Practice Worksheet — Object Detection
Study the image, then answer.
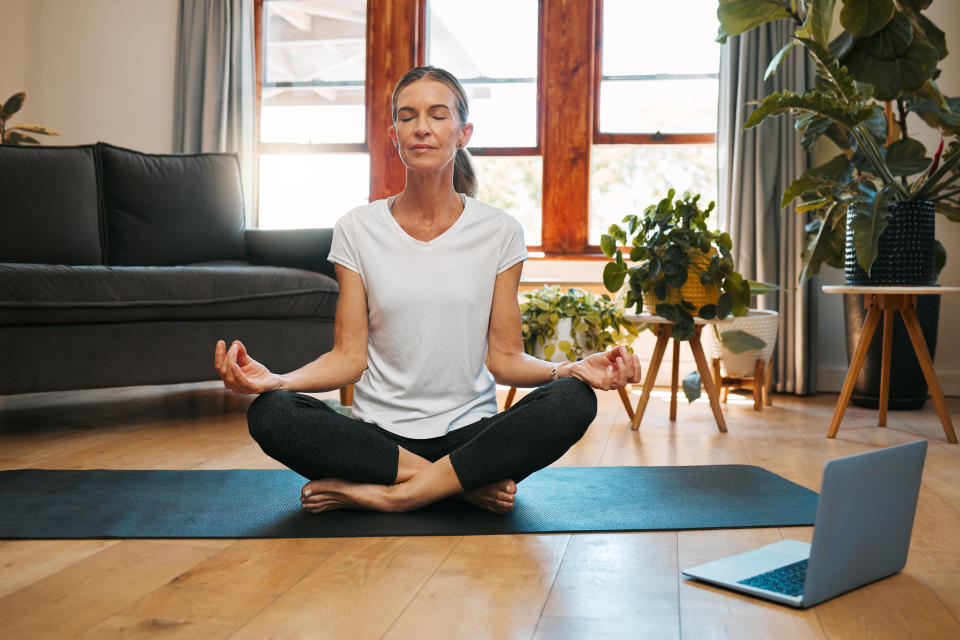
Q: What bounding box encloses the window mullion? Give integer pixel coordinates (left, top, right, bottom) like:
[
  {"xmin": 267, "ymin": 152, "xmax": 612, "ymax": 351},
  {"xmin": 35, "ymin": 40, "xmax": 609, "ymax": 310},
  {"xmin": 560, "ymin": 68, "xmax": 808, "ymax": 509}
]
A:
[{"xmin": 540, "ymin": 0, "xmax": 595, "ymax": 254}]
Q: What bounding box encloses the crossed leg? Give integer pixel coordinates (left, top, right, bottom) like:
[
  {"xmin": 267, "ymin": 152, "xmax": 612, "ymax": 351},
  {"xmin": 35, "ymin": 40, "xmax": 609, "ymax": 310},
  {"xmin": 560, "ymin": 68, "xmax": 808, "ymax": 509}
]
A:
[
  {"xmin": 300, "ymin": 451, "xmax": 517, "ymax": 515},
  {"xmin": 248, "ymin": 378, "xmax": 596, "ymax": 515}
]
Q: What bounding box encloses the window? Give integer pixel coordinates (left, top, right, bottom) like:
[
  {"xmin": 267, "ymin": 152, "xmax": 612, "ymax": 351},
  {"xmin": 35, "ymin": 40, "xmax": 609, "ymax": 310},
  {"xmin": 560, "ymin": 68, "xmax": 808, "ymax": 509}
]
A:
[
  {"xmin": 256, "ymin": 0, "xmax": 369, "ymax": 229},
  {"xmin": 253, "ymin": 0, "xmax": 720, "ymax": 254},
  {"xmin": 426, "ymin": 0, "xmax": 543, "ymax": 246},
  {"xmin": 590, "ymin": 0, "xmax": 720, "ymax": 245}
]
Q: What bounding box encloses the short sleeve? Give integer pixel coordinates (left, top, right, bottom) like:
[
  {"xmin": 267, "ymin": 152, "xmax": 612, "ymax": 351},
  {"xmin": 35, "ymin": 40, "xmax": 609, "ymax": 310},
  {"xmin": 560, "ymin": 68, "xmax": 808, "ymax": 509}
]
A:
[
  {"xmin": 497, "ymin": 215, "xmax": 528, "ymax": 274},
  {"xmin": 327, "ymin": 213, "xmax": 359, "ymax": 273}
]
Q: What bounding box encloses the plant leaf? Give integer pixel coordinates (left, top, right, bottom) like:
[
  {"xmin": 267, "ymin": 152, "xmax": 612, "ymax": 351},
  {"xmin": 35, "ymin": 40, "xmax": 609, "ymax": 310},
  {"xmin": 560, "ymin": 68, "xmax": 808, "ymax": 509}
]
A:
[
  {"xmin": 720, "ymin": 329, "xmax": 768, "ymax": 354},
  {"xmin": 796, "ymin": 0, "xmax": 836, "ymax": 47},
  {"xmin": 1, "ymin": 92, "xmax": 25, "ymax": 118},
  {"xmin": 849, "ymin": 185, "xmax": 895, "ymax": 274},
  {"xmin": 600, "ymin": 233, "xmax": 617, "ymax": 258},
  {"xmin": 748, "ymin": 280, "xmax": 781, "ymax": 295},
  {"xmin": 3, "ymin": 131, "xmax": 40, "ymax": 144},
  {"xmin": 884, "ymin": 137, "xmax": 929, "ymax": 176},
  {"xmin": 603, "ymin": 261, "xmax": 627, "ymax": 293},
  {"xmin": 844, "ymin": 31, "xmax": 940, "ymax": 100},
  {"xmin": 764, "ymin": 40, "xmax": 797, "ymax": 81},
  {"xmin": 840, "ymin": 0, "xmax": 894, "ymax": 38},
  {"xmin": 716, "ymin": 0, "xmax": 793, "ymax": 43},
  {"xmin": 9, "ymin": 124, "xmax": 61, "ymax": 136},
  {"xmin": 865, "ymin": 11, "xmax": 913, "ymax": 60},
  {"xmin": 682, "ymin": 370, "xmax": 702, "ymax": 403},
  {"xmin": 743, "ymin": 90, "xmax": 874, "ymax": 130}
]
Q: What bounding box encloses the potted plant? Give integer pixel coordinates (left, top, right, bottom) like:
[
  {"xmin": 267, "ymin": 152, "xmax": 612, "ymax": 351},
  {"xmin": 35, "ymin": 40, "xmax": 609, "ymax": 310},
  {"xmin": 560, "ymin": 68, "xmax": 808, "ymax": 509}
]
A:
[
  {"xmin": 520, "ymin": 285, "xmax": 638, "ymax": 362},
  {"xmin": 0, "ymin": 92, "xmax": 60, "ymax": 144},
  {"xmin": 718, "ymin": 0, "xmax": 958, "ymax": 285},
  {"xmin": 601, "ymin": 190, "xmax": 768, "ymax": 402},
  {"xmin": 600, "ymin": 189, "xmax": 753, "ymax": 341},
  {"xmin": 716, "ymin": 0, "xmax": 958, "ymax": 408}
]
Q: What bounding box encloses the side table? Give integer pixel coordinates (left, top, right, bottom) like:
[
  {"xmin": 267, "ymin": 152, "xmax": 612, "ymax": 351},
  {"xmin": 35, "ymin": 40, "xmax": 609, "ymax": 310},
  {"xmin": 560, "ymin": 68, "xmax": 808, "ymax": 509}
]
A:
[
  {"xmin": 822, "ymin": 285, "xmax": 958, "ymax": 443},
  {"xmin": 624, "ymin": 313, "xmax": 730, "ymax": 433}
]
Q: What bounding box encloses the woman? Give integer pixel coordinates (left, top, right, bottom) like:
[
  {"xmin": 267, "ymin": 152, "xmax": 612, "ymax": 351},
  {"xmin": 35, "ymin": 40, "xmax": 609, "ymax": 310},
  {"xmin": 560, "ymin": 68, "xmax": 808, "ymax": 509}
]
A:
[{"xmin": 214, "ymin": 66, "xmax": 641, "ymax": 515}]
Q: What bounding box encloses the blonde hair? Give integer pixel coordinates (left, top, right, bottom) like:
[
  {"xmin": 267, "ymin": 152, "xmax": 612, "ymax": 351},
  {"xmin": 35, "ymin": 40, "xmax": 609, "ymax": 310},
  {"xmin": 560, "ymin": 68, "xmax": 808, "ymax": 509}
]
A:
[{"xmin": 391, "ymin": 66, "xmax": 477, "ymax": 198}]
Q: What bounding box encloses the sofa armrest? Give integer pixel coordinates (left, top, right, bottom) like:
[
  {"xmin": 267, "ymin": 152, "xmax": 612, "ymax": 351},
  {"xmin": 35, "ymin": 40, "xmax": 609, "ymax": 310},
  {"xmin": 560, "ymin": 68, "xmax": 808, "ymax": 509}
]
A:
[{"xmin": 244, "ymin": 228, "xmax": 336, "ymax": 279}]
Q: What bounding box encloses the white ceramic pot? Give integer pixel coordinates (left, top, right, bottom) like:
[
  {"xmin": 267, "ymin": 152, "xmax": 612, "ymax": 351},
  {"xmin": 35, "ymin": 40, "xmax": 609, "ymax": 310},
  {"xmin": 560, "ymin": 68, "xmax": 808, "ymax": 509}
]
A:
[
  {"xmin": 706, "ymin": 309, "xmax": 779, "ymax": 377},
  {"xmin": 532, "ymin": 317, "xmax": 591, "ymax": 363}
]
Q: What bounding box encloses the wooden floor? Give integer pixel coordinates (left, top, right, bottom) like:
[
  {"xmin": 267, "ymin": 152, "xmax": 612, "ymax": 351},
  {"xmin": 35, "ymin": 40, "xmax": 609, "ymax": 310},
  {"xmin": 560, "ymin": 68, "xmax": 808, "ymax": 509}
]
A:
[{"xmin": 1, "ymin": 383, "xmax": 959, "ymax": 639}]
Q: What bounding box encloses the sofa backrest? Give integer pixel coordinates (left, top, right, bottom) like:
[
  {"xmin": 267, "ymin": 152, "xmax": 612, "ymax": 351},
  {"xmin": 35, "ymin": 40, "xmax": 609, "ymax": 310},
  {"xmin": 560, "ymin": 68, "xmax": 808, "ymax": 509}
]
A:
[
  {"xmin": 98, "ymin": 142, "xmax": 246, "ymax": 266},
  {"xmin": 0, "ymin": 144, "xmax": 103, "ymax": 265}
]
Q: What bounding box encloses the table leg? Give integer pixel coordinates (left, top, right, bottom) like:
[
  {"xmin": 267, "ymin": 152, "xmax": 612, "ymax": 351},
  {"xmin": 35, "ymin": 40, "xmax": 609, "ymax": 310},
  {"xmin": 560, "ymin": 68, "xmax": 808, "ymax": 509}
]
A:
[
  {"xmin": 670, "ymin": 338, "xmax": 680, "ymax": 421},
  {"xmin": 689, "ymin": 329, "xmax": 727, "ymax": 433},
  {"xmin": 878, "ymin": 309, "xmax": 894, "ymax": 427},
  {"xmin": 632, "ymin": 325, "xmax": 670, "ymax": 430},
  {"xmin": 503, "ymin": 386, "xmax": 517, "ymax": 410},
  {"xmin": 901, "ymin": 303, "xmax": 957, "ymax": 444},
  {"xmin": 827, "ymin": 300, "xmax": 882, "ymax": 438},
  {"xmin": 617, "ymin": 386, "xmax": 634, "ymax": 419},
  {"xmin": 764, "ymin": 357, "xmax": 774, "ymax": 406},
  {"xmin": 753, "ymin": 359, "xmax": 764, "ymax": 411}
]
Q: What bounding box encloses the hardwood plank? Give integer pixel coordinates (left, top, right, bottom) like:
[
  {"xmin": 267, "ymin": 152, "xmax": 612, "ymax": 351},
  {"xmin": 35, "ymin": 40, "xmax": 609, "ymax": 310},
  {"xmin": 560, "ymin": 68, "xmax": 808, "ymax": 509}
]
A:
[
  {"xmin": 232, "ymin": 536, "xmax": 459, "ymax": 640},
  {"xmin": 0, "ymin": 539, "xmax": 119, "ymax": 599},
  {"xmin": 383, "ymin": 534, "xmax": 569, "ymax": 640},
  {"xmin": 537, "ymin": 532, "xmax": 680, "ymax": 639},
  {"xmin": 79, "ymin": 539, "xmax": 345, "ymax": 638},
  {"xmin": 0, "ymin": 540, "xmax": 220, "ymax": 638}
]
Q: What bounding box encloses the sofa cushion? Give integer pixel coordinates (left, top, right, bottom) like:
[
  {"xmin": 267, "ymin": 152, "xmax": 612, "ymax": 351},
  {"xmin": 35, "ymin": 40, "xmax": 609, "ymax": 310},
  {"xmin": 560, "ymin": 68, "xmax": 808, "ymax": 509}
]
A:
[
  {"xmin": 0, "ymin": 263, "xmax": 338, "ymax": 325},
  {"xmin": 98, "ymin": 142, "xmax": 246, "ymax": 266},
  {"xmin": 0, "ymin": 145, "xmax": 103, "ymax": 265}
]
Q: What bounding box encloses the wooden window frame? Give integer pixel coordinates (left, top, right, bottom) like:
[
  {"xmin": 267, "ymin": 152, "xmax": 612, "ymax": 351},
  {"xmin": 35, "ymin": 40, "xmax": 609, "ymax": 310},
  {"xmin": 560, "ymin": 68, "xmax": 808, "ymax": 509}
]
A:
[{"xmin": 254, "ymin": 0, "xmax": 716, "ymax": 257}]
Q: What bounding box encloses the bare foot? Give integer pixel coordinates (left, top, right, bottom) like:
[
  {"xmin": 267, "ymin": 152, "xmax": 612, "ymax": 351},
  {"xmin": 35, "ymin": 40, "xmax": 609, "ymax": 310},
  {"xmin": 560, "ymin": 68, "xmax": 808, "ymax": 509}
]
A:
[
  {"xmin": 300, "ymin": 478, "xmax": 393, "ymax": 513},
  {"xmin": 459, "ymin": 479, "xmax": 517, "ymax": 515}
]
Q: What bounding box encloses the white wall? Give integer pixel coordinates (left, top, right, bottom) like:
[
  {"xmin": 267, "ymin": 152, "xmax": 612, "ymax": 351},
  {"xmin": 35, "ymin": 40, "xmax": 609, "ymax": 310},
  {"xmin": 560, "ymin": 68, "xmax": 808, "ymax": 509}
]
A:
[
  {"xmin": 816, "ymin": 2, "xmax": 960, "ymax": 395},
  {"xmin": 0, "ymin": 0, "xmax": 179, "ymax": 152}
]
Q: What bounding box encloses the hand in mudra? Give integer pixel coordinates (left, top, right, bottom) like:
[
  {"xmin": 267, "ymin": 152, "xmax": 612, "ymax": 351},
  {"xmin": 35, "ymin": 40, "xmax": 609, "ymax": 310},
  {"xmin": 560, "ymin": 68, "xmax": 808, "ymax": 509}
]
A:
[
  {"xmin": 214, "ymin": 339, "xmax": 282, "ymax": 394},
  {"xmin": 568, "ymin": 346, "xmax": 641, "ymax": 391}
]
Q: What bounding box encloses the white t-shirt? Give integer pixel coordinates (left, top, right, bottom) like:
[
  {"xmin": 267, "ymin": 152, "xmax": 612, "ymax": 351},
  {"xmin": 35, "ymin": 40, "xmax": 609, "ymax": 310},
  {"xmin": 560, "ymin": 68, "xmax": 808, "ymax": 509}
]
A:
[{"xmin": 327, "ymin": 195, "xmax": 528, "ymax": 438}]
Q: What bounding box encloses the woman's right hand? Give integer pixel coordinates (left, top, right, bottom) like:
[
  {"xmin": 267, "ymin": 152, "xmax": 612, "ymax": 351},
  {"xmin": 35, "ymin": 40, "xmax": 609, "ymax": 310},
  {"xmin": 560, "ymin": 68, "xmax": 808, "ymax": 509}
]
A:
[{"xmin": 214, "ymin": 339, "xmax": 283, "ymax": 394}]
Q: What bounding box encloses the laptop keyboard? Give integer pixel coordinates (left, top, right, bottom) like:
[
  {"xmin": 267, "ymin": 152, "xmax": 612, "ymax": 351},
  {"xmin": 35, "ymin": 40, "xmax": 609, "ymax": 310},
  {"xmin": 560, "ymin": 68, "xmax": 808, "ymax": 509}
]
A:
[{"xmin": 737, "ymin": 559, "xmax": 808, "ymax": 597}]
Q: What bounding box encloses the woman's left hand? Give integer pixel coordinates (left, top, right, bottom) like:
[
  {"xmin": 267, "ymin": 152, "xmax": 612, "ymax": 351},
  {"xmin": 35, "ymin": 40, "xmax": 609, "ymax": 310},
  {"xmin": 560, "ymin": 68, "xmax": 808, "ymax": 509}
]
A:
[{"xmin": 567, "ymin": 346, "xmax": 642, "ymax": 391}]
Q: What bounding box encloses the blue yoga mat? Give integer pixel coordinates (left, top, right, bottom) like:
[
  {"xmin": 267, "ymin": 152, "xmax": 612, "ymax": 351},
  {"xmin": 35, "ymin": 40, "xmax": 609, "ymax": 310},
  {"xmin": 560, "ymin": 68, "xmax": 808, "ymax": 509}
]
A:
[{"xmin": 0, "ymin": 466, "xmax": 817, "ymax": 539}]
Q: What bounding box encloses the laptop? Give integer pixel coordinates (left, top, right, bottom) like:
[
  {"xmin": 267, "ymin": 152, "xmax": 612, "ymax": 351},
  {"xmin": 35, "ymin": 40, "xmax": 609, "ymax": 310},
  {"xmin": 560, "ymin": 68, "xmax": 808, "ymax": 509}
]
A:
[{"xmin": 682, "ymin": 440, "xmax": 927, "ymax": 608}]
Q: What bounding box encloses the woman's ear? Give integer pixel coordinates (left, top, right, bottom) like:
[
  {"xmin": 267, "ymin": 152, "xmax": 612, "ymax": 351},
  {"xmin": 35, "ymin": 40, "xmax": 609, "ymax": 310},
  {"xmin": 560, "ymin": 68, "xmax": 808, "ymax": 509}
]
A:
[
  {"xmin": 458, "ymin": 122, "xmax": 474, "ymax": 148},
  {"xmin": 389, "ymin": 125, "xmax": 399, "ymax": 149}
]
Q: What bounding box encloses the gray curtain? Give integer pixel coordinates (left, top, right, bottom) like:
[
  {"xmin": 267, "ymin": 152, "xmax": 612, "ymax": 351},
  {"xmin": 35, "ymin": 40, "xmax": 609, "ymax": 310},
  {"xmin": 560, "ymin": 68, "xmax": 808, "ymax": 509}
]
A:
[
  {"xmin": 717, "ymin": 22, "xmax": 816, "ymax": 395},
  {"xmin": 174, "ymin": 0, "xmax": 257, "ymax": 225}
]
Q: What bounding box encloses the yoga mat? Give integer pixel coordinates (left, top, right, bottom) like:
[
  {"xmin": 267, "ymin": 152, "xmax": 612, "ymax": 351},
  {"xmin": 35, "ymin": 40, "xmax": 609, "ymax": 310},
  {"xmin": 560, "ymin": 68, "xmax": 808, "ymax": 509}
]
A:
[{"xmin": 0, "ymin": 466, "xmax": 817, "ymax": 539}]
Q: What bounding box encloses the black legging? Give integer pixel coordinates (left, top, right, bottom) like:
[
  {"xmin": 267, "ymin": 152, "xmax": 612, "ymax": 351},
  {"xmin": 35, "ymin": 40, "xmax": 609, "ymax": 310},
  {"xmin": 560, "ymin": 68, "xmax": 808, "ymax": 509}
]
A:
[{"xmin": 246, "ymin": 377, "xmax": 597, "ymax": 492}]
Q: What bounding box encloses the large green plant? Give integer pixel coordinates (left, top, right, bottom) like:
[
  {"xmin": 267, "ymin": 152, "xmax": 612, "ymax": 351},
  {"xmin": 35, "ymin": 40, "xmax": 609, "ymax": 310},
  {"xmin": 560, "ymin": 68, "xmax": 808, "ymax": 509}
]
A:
[
  {"xmin": 600, "ymin": 190, "xmax": 754, "ymax": 341},
  {"xmin": 717, "ymin": 0, "xmax": 959, "ymax": 282},
  {"xmin": 0, "ymin": 92, "xmax": 60, "ymax": 144},
  {"xmin": 520, "ymin": 286, "xmax": 638, "ymax": 362}
]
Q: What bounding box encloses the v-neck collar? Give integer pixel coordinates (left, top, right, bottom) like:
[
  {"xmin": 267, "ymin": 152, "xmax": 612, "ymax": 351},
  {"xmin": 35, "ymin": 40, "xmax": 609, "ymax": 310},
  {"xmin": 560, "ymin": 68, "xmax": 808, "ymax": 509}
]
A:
[{"xmin": 383, "ymin": 194, "xmax": 470, "ymax": 246}]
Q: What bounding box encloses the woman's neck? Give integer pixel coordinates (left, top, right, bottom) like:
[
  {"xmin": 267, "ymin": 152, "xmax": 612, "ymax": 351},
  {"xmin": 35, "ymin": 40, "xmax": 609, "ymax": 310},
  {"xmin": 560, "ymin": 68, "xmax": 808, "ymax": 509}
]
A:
[{"xmin": 392, "ymin": 171, "xmax": 463, "ymax": 229}]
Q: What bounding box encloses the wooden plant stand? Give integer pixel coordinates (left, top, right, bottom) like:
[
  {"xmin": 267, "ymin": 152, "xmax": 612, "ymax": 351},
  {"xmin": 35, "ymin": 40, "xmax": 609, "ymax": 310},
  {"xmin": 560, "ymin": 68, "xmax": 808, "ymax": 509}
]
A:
[
  {"xmin": 823, "ymin": 286, "xmax": 958, "ymax": 443},
  {"xmin": 711, "ymin": 357, "xmax": 774, "ymax": 411}
]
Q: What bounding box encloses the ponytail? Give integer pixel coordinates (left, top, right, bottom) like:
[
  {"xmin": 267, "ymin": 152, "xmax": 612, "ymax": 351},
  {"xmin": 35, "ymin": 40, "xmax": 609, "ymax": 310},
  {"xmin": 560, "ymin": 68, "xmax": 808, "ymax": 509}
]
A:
[{"xmin": 454, "ymin": 148, "xmax": 477, "ymax": 198}]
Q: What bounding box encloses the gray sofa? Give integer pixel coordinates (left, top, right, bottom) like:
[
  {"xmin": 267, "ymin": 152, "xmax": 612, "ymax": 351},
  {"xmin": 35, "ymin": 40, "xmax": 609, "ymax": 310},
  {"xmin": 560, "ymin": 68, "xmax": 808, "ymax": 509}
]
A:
[{"xmin": 0, "ymin": 142, "xmax": 338, "ymax": 395}]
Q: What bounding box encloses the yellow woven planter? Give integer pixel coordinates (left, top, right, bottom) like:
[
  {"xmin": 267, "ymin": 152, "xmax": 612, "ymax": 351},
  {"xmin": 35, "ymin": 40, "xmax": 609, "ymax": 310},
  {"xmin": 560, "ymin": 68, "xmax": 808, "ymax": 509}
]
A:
[{"xmin": 642, "ymin": 250, "xmax": 720, "ymax": 314}]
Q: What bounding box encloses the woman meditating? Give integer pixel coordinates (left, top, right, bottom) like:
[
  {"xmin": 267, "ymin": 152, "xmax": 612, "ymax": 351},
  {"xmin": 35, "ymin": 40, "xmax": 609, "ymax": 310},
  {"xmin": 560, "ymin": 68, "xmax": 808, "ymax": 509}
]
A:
[{"xmin": 214, "ymin": 66, "xmax": 641, "ymax": 515}]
